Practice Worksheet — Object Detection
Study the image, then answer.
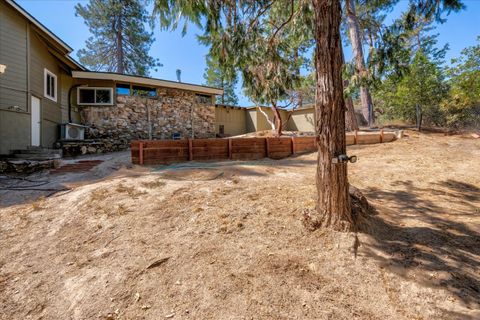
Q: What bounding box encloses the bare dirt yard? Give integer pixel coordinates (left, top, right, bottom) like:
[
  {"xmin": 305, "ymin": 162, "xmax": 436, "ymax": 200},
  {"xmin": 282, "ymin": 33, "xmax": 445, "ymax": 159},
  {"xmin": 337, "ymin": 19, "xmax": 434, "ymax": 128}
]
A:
[{"xmin": 1, "ymin": 130, "xmax": 479, "ymax": 320}]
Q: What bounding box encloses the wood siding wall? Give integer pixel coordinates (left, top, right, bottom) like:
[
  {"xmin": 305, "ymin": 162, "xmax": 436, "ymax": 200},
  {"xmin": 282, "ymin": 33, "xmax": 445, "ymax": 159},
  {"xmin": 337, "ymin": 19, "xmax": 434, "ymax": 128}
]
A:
[
  {"xmin": 287, "ymin": 108, "xmax": 315, "ymax": 132},
  {"xmin": 0, "ymin": 1, "xmax": 29, "ymax": 153},
  {"xmin": 215, "ymin": 107, "xmax": 247, "ymax": 136},
  {"xmin": 0, "ymin": 1, "xmax": 77, "ymax": 154}
]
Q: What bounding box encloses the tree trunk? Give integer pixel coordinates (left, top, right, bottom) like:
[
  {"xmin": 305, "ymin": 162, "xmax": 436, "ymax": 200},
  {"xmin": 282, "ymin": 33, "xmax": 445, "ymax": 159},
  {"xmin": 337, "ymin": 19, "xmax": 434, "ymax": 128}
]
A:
[
  {"xmin": 221, "ymin": 77, "xmax": 225, "ymax": 104},
  {"xmin": 344, "ymin": 89, "xmax": 358, "ymax": 131},
  {"xmin": 311, "ymin": 0, "xmax": 353, "ymax": 231},
  {"xmin": 271, "ymin": 104, "xmax": 283, "ymax": 137},
  {"xmin": 342, "ymin": 53, "xmax": 359, "ymax": 132},
  {"xmin": 346, "ymin": 0, "xmax": 374, "ymax": 127},
  {"xmin": 116, "ymin": 12, "xmax": 125, "ymax": 74},
  {"xmin": 293, "ymin": 48, "xmax": 303, "ymax": 108}
]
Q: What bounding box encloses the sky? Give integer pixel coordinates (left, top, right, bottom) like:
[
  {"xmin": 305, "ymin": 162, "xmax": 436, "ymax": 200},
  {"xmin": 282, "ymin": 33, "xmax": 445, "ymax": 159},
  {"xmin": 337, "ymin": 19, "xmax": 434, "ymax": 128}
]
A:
[{"xmin": 16, "ymin": 0, "xmax": 480, "ymax": 106}]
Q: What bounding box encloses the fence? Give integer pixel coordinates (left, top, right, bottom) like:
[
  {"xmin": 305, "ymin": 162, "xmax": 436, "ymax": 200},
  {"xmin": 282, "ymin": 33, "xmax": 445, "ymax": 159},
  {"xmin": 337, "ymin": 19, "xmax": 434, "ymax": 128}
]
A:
[{"xmin": 131, "ymin": 130, "xmax": 397, "ymax": 165}]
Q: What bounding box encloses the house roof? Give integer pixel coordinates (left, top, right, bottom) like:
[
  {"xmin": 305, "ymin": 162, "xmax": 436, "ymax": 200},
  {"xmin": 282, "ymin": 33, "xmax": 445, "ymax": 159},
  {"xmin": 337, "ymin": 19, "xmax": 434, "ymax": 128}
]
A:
[
  {"xmin": 215, "ymin": 104, "xmax": 246, "ymax": 110},
  {"xmin": 72, "ymin": 71, "xmax": 224, "ymax": 95},
  {"xmin": 7, "ymin": 0, "xmax": 222, "ymax": 95}
]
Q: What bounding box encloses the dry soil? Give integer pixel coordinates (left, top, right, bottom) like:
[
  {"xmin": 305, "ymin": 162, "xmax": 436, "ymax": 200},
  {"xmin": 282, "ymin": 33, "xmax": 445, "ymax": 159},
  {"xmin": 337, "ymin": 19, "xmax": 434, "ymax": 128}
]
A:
[{"xmin": 0, "ymin": 130, "xmax": 479, "ymax": 320}]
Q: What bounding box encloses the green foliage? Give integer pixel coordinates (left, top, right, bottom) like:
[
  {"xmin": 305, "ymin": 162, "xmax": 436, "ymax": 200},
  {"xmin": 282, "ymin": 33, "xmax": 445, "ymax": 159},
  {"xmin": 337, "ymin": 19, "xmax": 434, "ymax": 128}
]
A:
[
  {"xmin": 442, "ymin": 37, "xmax": 480, "ymax": 128},
  {"xmin": 203, "ymin": 55, "xmax": 239, "ymax": 106},
  {"xmin": 76, "ymin": 0, "xmax": 161, "ymax": 76},
  {"xmin": 375, "ymin": 51, "xmax": 448, "ymax": 125},
  {"xmin": 153, "ymin": 1, "xmax": 314, "ymax": 108}
]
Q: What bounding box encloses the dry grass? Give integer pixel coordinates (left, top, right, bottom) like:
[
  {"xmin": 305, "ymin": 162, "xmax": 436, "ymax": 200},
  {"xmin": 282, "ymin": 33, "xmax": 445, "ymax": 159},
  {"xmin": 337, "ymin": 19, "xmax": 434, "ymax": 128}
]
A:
[
  {"xmin": 141, "ymin": 180, "xmax": 166, "ymax": 189},
  {"xmin": 30, "ymin": 196, "xmax": 46, "ymax": 211},
  {"xmin": 0, "ymin": 130, "xmax": 479, "ymax": 320}
]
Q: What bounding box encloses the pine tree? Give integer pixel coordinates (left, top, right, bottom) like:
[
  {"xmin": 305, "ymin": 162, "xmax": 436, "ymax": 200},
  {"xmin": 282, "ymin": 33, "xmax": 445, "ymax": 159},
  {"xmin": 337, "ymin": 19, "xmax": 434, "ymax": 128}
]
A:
[
  {"xmin": 76, "ymin": 0, "xmax": 161, "ymax": 76},
  {"xmin": 152, "ymin": 0, "xmax": 465, "ymax": 232},
  {"xmin": 203, "ymin": 55, "xmax": 239, "ymax": 106}
]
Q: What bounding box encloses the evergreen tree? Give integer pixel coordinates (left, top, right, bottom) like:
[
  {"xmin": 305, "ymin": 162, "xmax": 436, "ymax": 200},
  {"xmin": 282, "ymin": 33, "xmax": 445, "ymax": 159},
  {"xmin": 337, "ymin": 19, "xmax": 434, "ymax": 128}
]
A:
[
  {"xmin": 152, "ymin": 0, "xmax": 465, "ymax": 232},
  {"xmin": 203, "ymin": 55, "xmax": 239, "ymax": 106},
  {"xmin": 76, "ymin": 0, "xmax": 161, "ymax": 76},
  {"xmin": 376, "ymin": 51, "xmax": 448, "ymax": 125},
  {"xmin": 442, "ymin": 37, "xmax": 480, "ymax": 128}
]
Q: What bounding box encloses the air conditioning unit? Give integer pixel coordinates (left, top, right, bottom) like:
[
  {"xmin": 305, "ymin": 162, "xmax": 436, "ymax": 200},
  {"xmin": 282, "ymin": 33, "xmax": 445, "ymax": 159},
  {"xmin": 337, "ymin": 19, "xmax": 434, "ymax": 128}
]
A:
[{"xmin": 60, "ymin": 123, "xmax": 86, "ymax": 140}]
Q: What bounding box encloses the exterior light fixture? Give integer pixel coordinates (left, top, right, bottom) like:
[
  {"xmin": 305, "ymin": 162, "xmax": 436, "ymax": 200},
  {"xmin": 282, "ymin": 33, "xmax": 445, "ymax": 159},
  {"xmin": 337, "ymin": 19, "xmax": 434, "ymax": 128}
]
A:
[{"xmin": 332, "ymin": 154, "xmax": 358, "ymax": 164}]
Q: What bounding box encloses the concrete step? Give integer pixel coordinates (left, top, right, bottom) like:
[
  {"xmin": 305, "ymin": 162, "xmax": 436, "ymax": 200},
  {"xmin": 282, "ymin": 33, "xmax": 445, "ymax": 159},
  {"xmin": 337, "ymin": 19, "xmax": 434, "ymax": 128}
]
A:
[
  {"xmin": 12, "ymin": 153, "xmax": 62, "ymax": 160},
  {"xmin": 11, "ymin": 149, "xmax": 62, "ymax": 155}
]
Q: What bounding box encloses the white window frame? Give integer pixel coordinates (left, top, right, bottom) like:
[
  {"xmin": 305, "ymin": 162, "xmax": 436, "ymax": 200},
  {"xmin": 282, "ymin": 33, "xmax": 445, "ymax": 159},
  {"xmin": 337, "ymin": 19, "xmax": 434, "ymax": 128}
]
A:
[
  {"xmin": 77, "ymin": 87, "xmax": 114, "ymax": 106},
  {"xmin": 44, "ymin": 68, "xmax": 57, "ymax": 102}
]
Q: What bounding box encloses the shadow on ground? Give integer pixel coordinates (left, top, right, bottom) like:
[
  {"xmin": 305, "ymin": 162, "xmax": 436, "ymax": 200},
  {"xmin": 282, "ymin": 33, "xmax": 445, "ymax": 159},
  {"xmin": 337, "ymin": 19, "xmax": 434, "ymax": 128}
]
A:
[{"xmin": 361, "ymin": 179, "xmax": 480, "ymax": 309}]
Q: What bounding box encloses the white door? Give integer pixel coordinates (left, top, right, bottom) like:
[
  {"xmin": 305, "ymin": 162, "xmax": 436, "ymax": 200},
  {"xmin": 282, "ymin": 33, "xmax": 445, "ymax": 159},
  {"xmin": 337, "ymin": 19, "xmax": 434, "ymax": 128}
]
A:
[{"xmin": 31, "ymin": 96, "xmax": 41, "ymax": 147}]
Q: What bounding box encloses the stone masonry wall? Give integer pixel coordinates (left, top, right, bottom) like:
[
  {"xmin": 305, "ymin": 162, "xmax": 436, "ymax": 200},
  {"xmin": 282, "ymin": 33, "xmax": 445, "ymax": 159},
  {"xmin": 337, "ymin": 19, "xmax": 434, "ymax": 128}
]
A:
[{"xmin": 79, "ymin": 88, "xmax": 216, "ymax": 151}]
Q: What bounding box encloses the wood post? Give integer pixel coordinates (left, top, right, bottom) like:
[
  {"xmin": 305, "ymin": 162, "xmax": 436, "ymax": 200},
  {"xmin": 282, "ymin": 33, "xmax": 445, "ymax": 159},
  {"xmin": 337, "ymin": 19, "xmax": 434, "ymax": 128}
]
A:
[
  {"xmin": 354, "ymin": 130, "xmax": 358, "ymax": 145},
  {"xmin": 380, "ymin": 129, "xmax": 384, "ymax": 143},
  {"xmin": 228, "ymin": 139, "xmax": 232, "ymax": 159},
  {"xmin": 291, "ymin": 137, "xmax": 296, "ymax": 155},
  {"xmin": 265, "ymin": 138, "xmax": 270, "ymax": 158},
  {"xmin": 188, "ymin": 138, "xmax": 193, "ymax": 161},
  {"xmin": 139, "ymin": 142, "xmax": 144, "ymax": 165}
]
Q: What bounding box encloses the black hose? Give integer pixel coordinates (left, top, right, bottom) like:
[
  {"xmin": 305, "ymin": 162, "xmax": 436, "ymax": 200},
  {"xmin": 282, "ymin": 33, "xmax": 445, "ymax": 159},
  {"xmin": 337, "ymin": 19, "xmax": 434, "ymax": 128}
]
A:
[
  {"xmin": 68, "ymin": 84, "xmax": 82, "ymax": 123},
  {"xmin": 0, "ymin": 187, "xmax": 68, "ymax": 191}
]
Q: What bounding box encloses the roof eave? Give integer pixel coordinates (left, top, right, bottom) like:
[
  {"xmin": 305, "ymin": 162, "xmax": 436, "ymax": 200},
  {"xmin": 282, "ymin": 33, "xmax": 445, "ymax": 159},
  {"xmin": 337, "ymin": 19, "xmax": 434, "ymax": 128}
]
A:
[{"xmin": 72, "ymin": 71, "xmax": 224, "ymax": 95}]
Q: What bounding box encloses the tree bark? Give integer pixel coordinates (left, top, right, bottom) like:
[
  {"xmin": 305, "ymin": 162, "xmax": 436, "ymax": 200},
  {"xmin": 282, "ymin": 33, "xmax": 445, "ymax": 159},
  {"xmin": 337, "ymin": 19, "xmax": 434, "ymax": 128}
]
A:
[
  {"xmin": 311, "ymin": 0, "xmax": 353, "ymax": 231},
  {"xmin": 344, "ymin": 89, "xmax": 359, "ymax": 132},
  {"xmin": 271, "ymin": 104, "xmax": 283, "ymax": 137},
  {"xmin": 346, "ymin": 0, "xmax": 374, "ymax": 127},
  {"xmin": 342, "ymin": 53, "xmax": 359, "ymax": 132},
  {"xmin": 116, "ymin": 10, "xmax": 125, "ymax": 74}
]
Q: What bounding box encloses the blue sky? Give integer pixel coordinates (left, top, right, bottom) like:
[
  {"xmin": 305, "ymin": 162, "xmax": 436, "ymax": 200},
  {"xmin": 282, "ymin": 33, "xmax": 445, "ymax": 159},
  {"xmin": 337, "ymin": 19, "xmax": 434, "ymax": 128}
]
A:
[{"xmin": 16, "ymin": 0, "xmax": 480, "ymax": 106}]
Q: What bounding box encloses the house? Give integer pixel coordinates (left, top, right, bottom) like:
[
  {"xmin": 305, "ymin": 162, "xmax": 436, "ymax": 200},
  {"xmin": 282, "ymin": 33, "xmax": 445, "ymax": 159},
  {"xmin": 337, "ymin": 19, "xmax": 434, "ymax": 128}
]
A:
[
  {"xmin": 215, "ymin": 104, "xmax": 316, "ymax": 136},
  {"xmin": 0, "ymin": 0, "xmax": 222, "ymax": 155}
]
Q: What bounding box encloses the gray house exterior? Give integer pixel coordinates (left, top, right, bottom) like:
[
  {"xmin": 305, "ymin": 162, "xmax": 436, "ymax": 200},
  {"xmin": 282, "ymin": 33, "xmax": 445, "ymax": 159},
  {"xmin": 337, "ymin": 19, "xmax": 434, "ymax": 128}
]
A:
[{"xmin": 0, "ymin": 0, "xmax": 222, "ymax": 155}]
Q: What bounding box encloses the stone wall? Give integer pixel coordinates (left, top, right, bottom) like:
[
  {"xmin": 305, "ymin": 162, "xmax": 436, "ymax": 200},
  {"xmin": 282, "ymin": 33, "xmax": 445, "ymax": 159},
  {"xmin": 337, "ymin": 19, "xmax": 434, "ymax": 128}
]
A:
[{"xmin": 79, "ymin": 88, "xmax": 216, "ymax": 151}]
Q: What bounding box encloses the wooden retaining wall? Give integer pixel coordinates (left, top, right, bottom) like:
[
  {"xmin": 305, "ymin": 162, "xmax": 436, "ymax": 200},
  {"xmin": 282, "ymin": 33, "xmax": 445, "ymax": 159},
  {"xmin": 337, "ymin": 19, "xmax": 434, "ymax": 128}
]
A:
[{"xmin": 131, "ymin": 130, "xmax": 396, "ymax": 165}]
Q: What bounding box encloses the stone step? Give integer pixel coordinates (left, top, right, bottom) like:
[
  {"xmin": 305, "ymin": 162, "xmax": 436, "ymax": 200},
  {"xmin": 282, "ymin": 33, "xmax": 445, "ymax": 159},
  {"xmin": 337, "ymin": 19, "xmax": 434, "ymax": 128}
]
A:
[
  {"xmin": 11, "ymin": 149, "xmax": 62, "ymax": 155},
  {"xmin": 12, "ymin": 153, "xmax": 62, "ymax": 160}
]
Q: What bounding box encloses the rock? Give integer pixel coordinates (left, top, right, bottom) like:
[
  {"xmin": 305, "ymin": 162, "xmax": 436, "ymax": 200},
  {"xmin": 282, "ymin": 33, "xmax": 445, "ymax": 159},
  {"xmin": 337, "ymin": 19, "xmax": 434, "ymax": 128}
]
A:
[{"xmin": 79, "ymin": 92, "xmax": 216, "ymax": 148}]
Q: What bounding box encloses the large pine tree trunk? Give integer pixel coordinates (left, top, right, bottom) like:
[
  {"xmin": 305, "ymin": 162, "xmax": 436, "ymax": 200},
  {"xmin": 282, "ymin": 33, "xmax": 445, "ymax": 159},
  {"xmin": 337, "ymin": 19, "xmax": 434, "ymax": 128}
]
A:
[
  {"xmin": 346, "ymin": 0, "xmax": 374, "ymax": 127},
  {"xmin": 345, "ymin": 91, "xmax": 359, "ymax": 132},
  {"xmin": 342, "ymin": 54, "xmax": 359, "ymax": 132},
  {"xmin": 311, "ymin": 0, "xmax": 353, "ymax": 231},
  {"xmin": 116, "ymin": 11, "xmax": 125, "ymax": 74}
]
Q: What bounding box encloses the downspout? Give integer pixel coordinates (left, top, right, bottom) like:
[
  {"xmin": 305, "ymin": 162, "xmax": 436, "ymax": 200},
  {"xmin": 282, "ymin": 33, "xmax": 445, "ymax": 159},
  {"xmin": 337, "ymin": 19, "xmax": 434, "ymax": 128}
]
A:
[
  {"xmin": 146, "ymin": 97, "xmax": 152, "ymax": 140},
  {"xmin": 68, "ymin": 84, "xmax": 82, "ymax": 123},
  {"xmin": 191, "ymin": 101, "xmax": 195, "ymax": 139}
]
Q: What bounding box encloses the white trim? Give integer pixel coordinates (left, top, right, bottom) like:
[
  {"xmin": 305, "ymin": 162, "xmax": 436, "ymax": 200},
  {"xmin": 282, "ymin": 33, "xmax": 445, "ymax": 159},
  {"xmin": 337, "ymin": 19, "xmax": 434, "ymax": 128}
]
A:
[
  {"xmin": 77, "ymin": 87, "xmax": 114, "ymax": 106},
  {"xmin": 72, "ymin": 71, "xmax": 224, "ymax": 95},
  {"xmin": 44, "ymin": 68, "xmax": 57, "ymax": 102}
]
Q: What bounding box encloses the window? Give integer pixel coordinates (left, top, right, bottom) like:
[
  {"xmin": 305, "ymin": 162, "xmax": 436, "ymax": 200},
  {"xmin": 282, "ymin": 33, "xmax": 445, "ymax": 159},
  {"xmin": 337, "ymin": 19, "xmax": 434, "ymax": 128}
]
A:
[
  {"xmin": 116, "ymin": 83, "xmax": 131, "ymax": 95},
  {"xmin": 77, "ymin": 87, "xmax": 113, "ymax": 105},
  {"xmin": 44, "ymin": 68, "xmax": 57, "ymax": 101},
  {"xmin": 133, "ymin": 85, "xmax": 157, "ymax": 97},
  {"xmin": 195, "ymin": 94, "xmax": 212, "ymax": 104},
  {"xmin": 219, "ymin": 125, "xmax": 225, "ymax": 135}
]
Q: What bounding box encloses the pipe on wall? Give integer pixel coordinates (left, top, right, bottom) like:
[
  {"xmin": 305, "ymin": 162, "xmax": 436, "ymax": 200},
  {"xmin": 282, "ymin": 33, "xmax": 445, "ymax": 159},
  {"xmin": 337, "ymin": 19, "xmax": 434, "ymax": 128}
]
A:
[{"xmin": 68, "ymin": 84, "xmax": 82, "ymax": 123}]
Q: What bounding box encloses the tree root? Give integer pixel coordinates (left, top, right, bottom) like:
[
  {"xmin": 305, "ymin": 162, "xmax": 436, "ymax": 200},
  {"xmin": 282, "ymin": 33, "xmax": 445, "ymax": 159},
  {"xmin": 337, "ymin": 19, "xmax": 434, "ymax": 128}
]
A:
[{"xmin": 303, "ymin": 185, "xmax": 375, "ymax": 232}]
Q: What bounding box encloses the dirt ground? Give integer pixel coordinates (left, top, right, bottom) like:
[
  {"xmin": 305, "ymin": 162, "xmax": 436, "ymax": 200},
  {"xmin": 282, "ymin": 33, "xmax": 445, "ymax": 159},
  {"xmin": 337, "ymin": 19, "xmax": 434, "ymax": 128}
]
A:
[{"xmin": 0, "ymin": 130, "xmax": 479, "ymax": 320}]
